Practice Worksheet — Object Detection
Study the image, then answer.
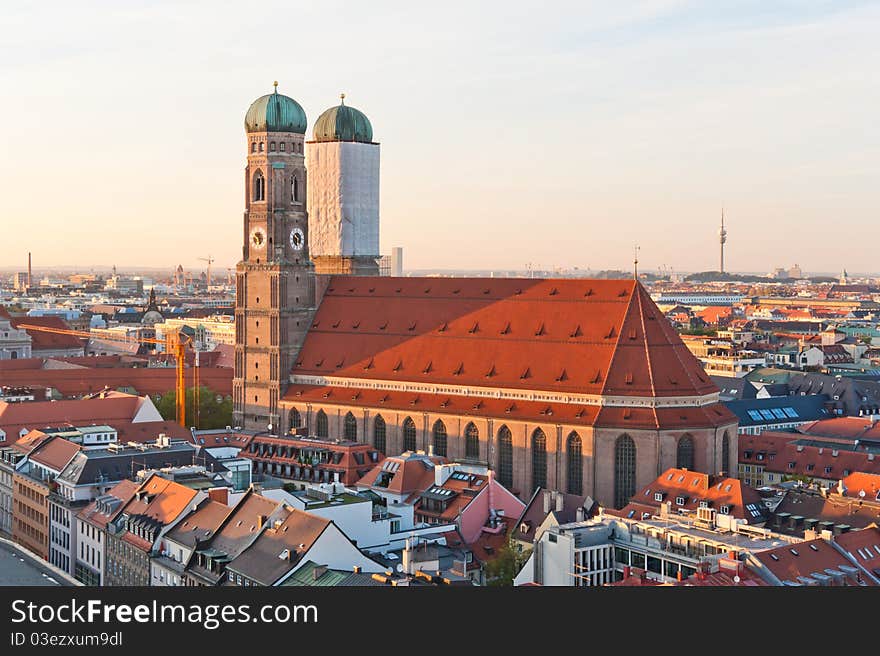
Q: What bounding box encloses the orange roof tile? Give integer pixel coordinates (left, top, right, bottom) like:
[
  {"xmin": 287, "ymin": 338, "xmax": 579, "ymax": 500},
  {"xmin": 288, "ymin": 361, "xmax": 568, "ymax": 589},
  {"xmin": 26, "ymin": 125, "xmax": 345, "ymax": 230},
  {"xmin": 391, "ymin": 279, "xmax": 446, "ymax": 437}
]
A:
[
  {"xmin": 29, "ymin": 437, "xmax": 81, "ymax": 472},
  {"xmin": 11, "ymin": 316, "xmax": 84, "ymax": 350},
  {"xmin": 754, "ymin": 538, "xmax": 875, "ymax": 586},
  {"xmin": 293, "ymin": 278, "xmax": 716, "ymax": 399},
  {"xmin": 621, "ymin": 468, "xmax": 766, "ymax": 523},
  {"xmin": 121, "ymin": 474, "xmax": 199, "ymax": 528}
]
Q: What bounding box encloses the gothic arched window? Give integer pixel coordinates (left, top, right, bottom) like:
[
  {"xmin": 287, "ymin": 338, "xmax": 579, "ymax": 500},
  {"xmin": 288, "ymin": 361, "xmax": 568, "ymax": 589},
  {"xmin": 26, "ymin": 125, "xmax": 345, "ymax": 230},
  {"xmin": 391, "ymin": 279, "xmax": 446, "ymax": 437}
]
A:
[
  {"xmin": 497, "ymin": 425, "xmax": 513, "ymax": 488},
  {"xmin": 464, "ymin": 422, "xmax": 479, "ymax": 460},
  {"xmin": 315, "ymin": 409, "xmax": 328, "ymax": 439},
  {"xmin": 567, "ymin": 432, "xmax": 583, "ymax": 495},
  {"xmin": 374, "ymin": 415, "xmax": 386, "ymax": 454},
  {"xmin": 432, "ymin": 420, "xmax": 447, "ymax": 457},
  {"xmin": 253, "ymin": 171, "xmax": 265, "ymax": 202},
  {"xmin": 614, "ymin": 435, "xmax": 637, "ymax": 509},
  {"xmin": 532, "ymin": 428, "xmax": 547, "ymax": 490},
  {"xmin": 289, "ymin": 408, "xmax": 302, "ymax": 432},
  {"xmin": 343, "ymin": 411, "xmax": 357, "ymax": 441},
  {"xmin": 677, "ymin": 434, "xmax": 695, "ymax": 471},
  {"xmin": 402, "ymin": 417, "xmax": 417, "ymax": 452},
  {"xmin": 721, "ymin": 431, "xmax": 730, "ymax": 475},
  {"xmin": 291, "ymin": 175, "xmax": 299, "ymax": 203}
]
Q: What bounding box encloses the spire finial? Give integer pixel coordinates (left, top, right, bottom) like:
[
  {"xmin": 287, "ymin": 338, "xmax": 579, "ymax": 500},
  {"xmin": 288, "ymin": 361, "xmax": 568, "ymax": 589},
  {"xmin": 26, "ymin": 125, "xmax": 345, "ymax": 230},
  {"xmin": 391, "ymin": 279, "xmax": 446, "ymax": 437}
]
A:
[
  {"xmin": 273, "ymin": 80, "xmax": 278, "ymax": 92},
  {"xmin": 340, "ymin": 92, "xmax": 346, "ymax": 105},
  {"xmin": 633, "ymin": 244, "xmax": 640, "ymax": 280}
]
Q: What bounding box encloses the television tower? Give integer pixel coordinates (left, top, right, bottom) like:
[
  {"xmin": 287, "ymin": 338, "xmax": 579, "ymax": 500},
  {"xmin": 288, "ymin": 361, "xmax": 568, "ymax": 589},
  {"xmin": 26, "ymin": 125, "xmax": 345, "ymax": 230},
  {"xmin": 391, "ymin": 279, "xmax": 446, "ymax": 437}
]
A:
[{"xmin": 719, "ymin": 209, "xmax": 727, "ymax": 274}]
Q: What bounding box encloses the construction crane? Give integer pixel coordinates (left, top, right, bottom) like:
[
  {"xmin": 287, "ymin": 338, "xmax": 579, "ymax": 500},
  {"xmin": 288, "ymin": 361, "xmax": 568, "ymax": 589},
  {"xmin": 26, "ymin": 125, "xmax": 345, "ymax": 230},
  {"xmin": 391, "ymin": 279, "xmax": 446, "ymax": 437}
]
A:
[
  {"xmin": 198, "ymin": 255, "xmax": 215, "ymax": 288},
  {"xmin": 16, "ymin": 323, "xmax": 197, "ymax": 428}
]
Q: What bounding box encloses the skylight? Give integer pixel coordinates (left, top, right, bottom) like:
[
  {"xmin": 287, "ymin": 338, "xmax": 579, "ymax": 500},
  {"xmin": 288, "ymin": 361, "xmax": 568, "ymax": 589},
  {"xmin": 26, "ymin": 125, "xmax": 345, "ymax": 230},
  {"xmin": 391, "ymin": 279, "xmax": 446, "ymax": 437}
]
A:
[{"xmin": 783, "ymin": 407, "xmax": 799, "ymax": 418}]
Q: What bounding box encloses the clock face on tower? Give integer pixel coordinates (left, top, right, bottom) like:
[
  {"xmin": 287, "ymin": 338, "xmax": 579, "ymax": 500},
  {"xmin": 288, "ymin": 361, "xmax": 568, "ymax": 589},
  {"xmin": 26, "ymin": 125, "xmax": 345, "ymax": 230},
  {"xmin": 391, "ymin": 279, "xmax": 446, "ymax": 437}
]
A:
[
  {"xmin": 250, "ymin": 227, "xmax": 266, "ymax": 250},
  {"xmin": 289, "ymin": 227, "xmax": 304, "ymax": 251}
]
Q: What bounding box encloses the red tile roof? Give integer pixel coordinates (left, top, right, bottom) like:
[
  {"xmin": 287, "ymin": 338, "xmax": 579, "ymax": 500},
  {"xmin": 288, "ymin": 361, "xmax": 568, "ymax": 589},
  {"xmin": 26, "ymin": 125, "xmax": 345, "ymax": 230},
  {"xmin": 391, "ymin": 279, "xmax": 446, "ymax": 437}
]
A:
[
  {"xmin": 120, "ymin": 474, "xmax": 199, "ymax": 534},
  {"xmin": 833, "ymin": 525, "xmax": 880, "ymax": 579},
  {"xmin": 0, "ymin": 366, "xmax": 232, "ymax": 398},
  {"xmin": 293, "ymin": 277, "xmax": 717, "ymax": 399},
  {"xmin": 357, "ymin": 452, "xmax": 446, "ymax": 496},
  {"xmin": 29, "ymin": 437, "xmax": 81, "ymax": 472},
  {"xmin": 754, "ymin": 538, "xmax": 875, "ymax": 586},
  {"xmin": 0, "ymin": 395, "xmax": 149, "ymax": 443},
  {"xmin": 797, "ymin": 417, "xmax": 880, "ymax": 440},
  {"xmin": 11, "ymin": 316, "xmax": 84, "ymax": 350},
  {"xmin": 739, "ymin": 432, "xmax": 880, "ymax": 481},
  {"xmin": 77, "ymin": 479, "xmax": 140, "ymax": 530},
  {"xmin": 839, "ymin": 473, "xmax": 880, "ymax": 500},
  {"xmin": 621, "ymin": 468, "xmax": 766, "ymax": 523}
]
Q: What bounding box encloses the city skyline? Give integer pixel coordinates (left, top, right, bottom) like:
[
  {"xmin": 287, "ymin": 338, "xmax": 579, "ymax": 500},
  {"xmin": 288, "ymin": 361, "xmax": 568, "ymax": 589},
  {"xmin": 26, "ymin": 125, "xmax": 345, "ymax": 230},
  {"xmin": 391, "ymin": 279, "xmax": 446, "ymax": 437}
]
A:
[{"xmin": 2, "ymin": 1, "xmax": 878, "ymax": 273}]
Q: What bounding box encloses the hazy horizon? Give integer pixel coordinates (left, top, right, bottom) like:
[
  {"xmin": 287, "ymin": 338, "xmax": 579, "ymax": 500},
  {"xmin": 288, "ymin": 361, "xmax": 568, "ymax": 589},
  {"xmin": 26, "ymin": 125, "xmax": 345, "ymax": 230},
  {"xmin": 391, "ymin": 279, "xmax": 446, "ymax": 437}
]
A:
[{"xmin": 2, "ymin": 1, "xmax": 877, "ymax": 274}]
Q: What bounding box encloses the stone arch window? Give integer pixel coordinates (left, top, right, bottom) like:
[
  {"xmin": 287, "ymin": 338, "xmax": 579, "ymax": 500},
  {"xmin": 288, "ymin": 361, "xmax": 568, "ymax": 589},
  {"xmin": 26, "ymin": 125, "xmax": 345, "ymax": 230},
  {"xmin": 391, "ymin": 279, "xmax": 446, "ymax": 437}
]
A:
[
  {"xmin": 315, "ymin": 409, "xmax": 328, "ymax": 439},
  {"xmin": 677, "ymin": 434, "xmax": 695, "ymax": 471},
  {"xmin": 402, "ymin": 417, "xmax": 417, "ymax": 452},
  {"xmin": 432, "ymin": 420, "xmax": 447, "ymax": 457},
  {"xmin": 721, "ymin": 430, "xmax": 730, "ymax": 475},
  {"xmin": 567, "ymin": 431, "xmax": 583, "ymax": 495},
  {"xmin": 291, "ymin": 175, "xmax": 299, "ymax": 203},
  {"xmin": 269, "ymin": 141, "xmax": 276, "ymax": 152},
  {"xmin": 532, "ymin": 428, "xmax": 547, "ymax": 490},
  {"xmin": 374, "ymin": 415, "xmax": 386, "ymax": 454},
  {"xmin": 289, "ymin": 408, "xmax": 302, "ymax": 432},
  {"xmin": 253, "ymin": 170, "xmax": 265, "ymax": 202},
  {"xmin": 343, "ymin": 411, "xmax": 357, "ymax": 441},
  {"xmin": 464, "ymin": 422, "xmax": 479, "ymax": 460},
  {"xmin": 258, "ymin": 141, "xmax": 264, "ymax": 152},
  {"xmin": 251, "ymin": 142, "xmax": 256, "ymax": 153},
  {"xmin": 614, "ymin": 434, "xmax": 637, "ymax": 509},
  {"xmin": 497, "ymin": 425, "xmax": 513, "ymax": 488},
  {"xmin": 280, "ymin": 142, "xmax": 286, "ymax": 152}
]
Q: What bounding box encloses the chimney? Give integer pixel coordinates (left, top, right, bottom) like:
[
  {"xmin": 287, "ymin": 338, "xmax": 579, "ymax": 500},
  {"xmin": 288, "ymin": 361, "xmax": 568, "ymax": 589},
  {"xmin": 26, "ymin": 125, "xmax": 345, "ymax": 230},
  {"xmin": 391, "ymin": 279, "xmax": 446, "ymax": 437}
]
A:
[
  {"xmin": 313, "ymin": 564, "xmax": 328, "ymax": 580},
  {"xmin": 257, "ymin": 515, "xmax": 267, "ymax": 529},
  {"xmin": 555, "ymin": 491, "xmax": 564, "ymax": 513},
  {"xmin": 27, "ymin": 252, "xmax": 31, "ymax": 289},
  {"xmin": 576, "ymin": 506, "xmax": 585, "ymax": 522},
  {"xmin": 543, "ymin": 490, "xmax": 552, "ymax": 514},
  {"xmin": 208, "ymin": 487, "xmax": 229, "ymax": 506},
  {"xmin": 427, "ymin": 444, "xmax": 434, "ymax": 456},
  {"xmin": 623, "ymin": 565, "xmax": 631, "ymax": 579},
  {"xmin": 352, "ymin": 565, "xmax": 361, "ymax": 574}
]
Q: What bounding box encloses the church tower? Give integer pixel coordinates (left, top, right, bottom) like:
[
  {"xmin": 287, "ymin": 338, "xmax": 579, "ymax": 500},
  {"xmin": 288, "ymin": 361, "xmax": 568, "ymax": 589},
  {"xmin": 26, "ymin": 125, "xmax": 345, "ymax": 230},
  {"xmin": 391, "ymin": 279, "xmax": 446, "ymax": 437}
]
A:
[
  {"xmin": 233, "ymin": 83, "xmax": 316, "ymax": 432},
  {"xmin": 307, "ymin": 95, "xmax": 380, "ymax": 275}
]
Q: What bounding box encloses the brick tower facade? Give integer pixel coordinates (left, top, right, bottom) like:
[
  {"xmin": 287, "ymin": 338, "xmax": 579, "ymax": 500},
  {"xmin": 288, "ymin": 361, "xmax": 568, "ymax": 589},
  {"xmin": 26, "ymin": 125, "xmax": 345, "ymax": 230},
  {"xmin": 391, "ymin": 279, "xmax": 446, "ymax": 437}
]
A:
[{"xmin": 233, "ymin": 86, "xmax": 316, "ymax": 432}]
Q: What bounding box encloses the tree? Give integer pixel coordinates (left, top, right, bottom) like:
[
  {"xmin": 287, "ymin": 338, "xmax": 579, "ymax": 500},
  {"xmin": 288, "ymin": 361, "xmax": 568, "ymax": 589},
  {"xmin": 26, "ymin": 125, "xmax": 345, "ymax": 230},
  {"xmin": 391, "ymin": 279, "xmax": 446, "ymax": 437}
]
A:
[
  {"xmin": 155, "ymin": 386, "xmax": 233, "ymax": 429},
  {"xmin": 483, "ymin": 535, "xmax": 531, "ymax": 586}
]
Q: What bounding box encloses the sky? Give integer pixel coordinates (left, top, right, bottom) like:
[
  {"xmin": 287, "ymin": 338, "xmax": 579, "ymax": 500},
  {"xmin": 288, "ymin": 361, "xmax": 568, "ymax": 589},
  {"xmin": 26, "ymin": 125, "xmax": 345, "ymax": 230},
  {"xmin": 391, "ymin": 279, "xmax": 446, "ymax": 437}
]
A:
[{"xmin": 1, "ymin": 0, "xmax": 877, "ymax": 275}]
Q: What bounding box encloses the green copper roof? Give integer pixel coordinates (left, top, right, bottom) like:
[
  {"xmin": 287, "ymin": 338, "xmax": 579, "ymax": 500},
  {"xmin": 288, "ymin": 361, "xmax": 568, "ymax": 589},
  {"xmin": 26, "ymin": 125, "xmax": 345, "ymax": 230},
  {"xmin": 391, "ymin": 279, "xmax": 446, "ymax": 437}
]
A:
[
  {"xmin": 245, "ymin": 85, "xmax": 307, "ymax": 134},
  {"xmin": 313, "ymin": 96, "xmax": 373, "ymax": 143}
]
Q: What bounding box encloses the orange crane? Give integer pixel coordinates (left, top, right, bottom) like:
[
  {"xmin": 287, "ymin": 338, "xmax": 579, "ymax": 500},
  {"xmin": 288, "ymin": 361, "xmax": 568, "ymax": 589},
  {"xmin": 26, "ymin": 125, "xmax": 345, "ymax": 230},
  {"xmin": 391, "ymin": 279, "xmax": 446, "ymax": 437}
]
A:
[{"xmin": 16, "ymin": 323, "xmax": 197, "ymax": 428}]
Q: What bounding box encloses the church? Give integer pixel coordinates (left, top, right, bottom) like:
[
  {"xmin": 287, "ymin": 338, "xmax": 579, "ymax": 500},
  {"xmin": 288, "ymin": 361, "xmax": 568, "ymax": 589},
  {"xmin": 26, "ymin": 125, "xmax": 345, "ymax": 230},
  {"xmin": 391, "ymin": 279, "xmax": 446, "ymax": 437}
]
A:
[{"xmin": 232, "ymin": 84, "xmax": 738, "ymax": 509}]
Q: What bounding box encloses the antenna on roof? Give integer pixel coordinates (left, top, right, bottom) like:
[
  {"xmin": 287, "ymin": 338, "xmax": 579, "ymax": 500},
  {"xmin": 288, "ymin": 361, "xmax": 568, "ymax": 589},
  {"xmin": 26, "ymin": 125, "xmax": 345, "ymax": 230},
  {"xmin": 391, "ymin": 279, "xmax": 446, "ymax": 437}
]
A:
[{"xmin": 633, "ymin": 244, "xmax": 640, "ymax": 280}]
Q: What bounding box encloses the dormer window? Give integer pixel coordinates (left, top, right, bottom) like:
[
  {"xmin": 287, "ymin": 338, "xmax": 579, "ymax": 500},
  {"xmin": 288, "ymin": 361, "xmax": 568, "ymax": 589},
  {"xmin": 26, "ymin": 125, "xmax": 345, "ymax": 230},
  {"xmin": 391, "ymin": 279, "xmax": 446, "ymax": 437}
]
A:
[
  {"xmin": 653, "ymin": 492, "xmax": 664, "ymax": 502},
  {"xmin": 719, "ymin": 505, "xmax": 730, "ymax": 515},
  {"xmin": 675, "ymin": 496, "xmax": 685, "ymax": 506}
]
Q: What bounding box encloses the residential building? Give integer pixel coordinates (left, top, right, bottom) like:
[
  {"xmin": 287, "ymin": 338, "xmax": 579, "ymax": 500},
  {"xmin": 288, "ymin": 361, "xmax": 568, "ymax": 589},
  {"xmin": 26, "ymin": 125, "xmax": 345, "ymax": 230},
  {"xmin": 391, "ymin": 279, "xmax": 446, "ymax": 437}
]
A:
[
  {"xmin": 738, "ymin": 431, "xmax": 880, "ymax": 489},
  {"xmin": 515, "ymin": 512, "xmax": 800, "ymax": 586},
  {"xmin": 749, "ymin": 537, "xmax": 876, "ymax": 586},
  {"xmin": 0, "ymin": 307, "xmax": 32, "ymax": 360},
  {"xmin": 75, "ymin": 480, "xmax": 139, "ymax": 585},
  {"xmin": 726, "ymin": 395, "xmax": 831, "ymax": 435},
  {"xmin": 244, "ymin": 433, "xmax": 383, "ymax": 487},
  {"xmin": 512, "ymin": 488, "xmax": 596, "ymax": 553},
  {"xmin": 184, "ymin": 489, "xmax": 285, "ymax": 586},
  {"xmin": 150, "ymin": 492, "xmax": 231, "ymax": 587},
  {"xmin": 618, "ymin": 468, "xmax": 769, "ymax": 525},
  {"xmin": 105, "ymin": 474, "xmax": 203, "ymax": 586},
  {"xmin": 223, "ymin": 506, "xmax": 384, "ymax": 586}
]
